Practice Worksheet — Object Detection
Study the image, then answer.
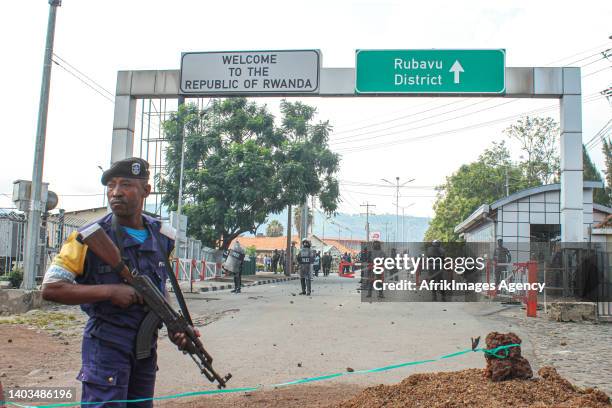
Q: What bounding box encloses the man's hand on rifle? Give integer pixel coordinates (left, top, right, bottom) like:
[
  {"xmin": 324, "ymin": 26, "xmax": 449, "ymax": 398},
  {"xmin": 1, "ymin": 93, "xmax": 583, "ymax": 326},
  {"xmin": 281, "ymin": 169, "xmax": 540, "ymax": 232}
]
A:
[
  {"xmin": 170, "ymin": 327, "xmax": 201, "ymax": 351},
  {"xmin": 107, "ymin": 284, "xmax": 144, "ymax": 308}
]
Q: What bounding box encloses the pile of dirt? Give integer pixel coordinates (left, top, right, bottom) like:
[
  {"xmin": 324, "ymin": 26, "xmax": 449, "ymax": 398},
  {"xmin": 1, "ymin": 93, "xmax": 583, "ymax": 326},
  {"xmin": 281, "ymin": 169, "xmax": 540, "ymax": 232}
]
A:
[
  {"xmin": 484, "ymin": 332, "xmax": 532, "ymax": 382},
  {"xmin": 333, "ymin": 366, "xmax": 610, "ymax": 408}
]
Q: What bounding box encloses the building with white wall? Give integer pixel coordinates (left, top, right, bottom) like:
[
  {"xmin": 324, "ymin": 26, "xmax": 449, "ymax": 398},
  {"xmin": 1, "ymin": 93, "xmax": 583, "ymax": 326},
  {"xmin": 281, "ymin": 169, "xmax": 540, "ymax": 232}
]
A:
[{"xmin": 454, "ymin": 181, "xmax": 612, "ymax": 261}]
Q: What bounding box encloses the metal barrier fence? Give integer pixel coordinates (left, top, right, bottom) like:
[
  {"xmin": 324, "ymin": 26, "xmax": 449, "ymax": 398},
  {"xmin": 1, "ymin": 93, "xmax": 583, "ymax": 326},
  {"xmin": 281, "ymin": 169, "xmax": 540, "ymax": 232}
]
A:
[
  {"xmin": 0, "ymin": 209, "xmax": 225, "ymax": 285},
  {"xmin": 172, "ymin": 257, "xmax": 224, "ymax": 282},
  {"xmin": 0, "ymin": 210, "xmax": 86, "ymax": 277},
  {"xmin": 0, "ymin": 211, "xmax": 26, "ymax": 274}
]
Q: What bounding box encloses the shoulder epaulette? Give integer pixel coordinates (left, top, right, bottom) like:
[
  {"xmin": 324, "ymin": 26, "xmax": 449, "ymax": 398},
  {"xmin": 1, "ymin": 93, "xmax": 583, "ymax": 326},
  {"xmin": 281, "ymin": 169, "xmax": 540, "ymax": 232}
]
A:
[{"xmin": 160, "ymin": 222, "xmax": 176, "ymax": 240}]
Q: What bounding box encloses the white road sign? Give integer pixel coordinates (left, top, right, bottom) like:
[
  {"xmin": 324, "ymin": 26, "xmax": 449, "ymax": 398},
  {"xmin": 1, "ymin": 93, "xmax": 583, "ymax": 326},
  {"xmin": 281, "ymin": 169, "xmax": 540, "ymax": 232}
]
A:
[
  {"xmin": 180, "ymin": 50, "xmax": 321, "ymax": 95},
  {"xmin": 369, "ymin": 231, "xmax": 382, "ymax": 241}
]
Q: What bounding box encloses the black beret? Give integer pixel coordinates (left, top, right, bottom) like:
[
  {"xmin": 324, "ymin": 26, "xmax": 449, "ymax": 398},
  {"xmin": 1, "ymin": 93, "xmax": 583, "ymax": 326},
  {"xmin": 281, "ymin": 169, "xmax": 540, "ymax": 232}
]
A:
[{"xmin": 101, "ymin": 157, "xmax": 150, "ymax": 185}]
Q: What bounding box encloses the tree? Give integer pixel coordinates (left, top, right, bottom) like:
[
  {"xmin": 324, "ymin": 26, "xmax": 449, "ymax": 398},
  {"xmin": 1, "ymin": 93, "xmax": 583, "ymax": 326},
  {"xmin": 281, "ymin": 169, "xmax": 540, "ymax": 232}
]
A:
[
  {"xmin": 278, "ymin": 100, "xmax": 340, "ymax": 210},
  {"xmin": 293, "ymin": 206, "xmax": 313, "ymax": 239},
  {"xmin": 427, "ymin": 117, "xmax": 612, "ymax": 242},
  {"xmin": 425, "ymin": 141, "xmax": 527, "ymax": 242},
  {"xmin": 583, "ymin": 144, "xmax": 611, "ymax": 206},
  {"xmin": 266, "ymin": 220, "xmax": 284, "ymax": 237},
  {"xmin": 603, "ymin": 138, "xmax": 612, "ymax": 189},
  {"xmin": 504, "ymin": 116, "xmax": 560, "ymax": 186},
  {"xmin": 161, "ymin": 98, "xmax": 340, "ymax": 250}
]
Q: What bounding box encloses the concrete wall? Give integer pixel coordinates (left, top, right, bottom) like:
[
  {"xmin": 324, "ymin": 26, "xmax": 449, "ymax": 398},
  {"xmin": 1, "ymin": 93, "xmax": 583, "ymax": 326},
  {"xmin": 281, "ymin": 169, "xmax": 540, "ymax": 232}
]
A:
[{"xmin": 0, "ymin": 289, "xmax": 49, "ymax": 315}]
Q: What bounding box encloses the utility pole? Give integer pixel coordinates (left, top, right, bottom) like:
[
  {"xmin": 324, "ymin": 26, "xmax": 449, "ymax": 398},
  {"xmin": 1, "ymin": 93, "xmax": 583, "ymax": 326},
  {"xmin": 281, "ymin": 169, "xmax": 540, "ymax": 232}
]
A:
[
  {"xmin": 395, "ymin": 203, "xmax": 414, "ymax": 247},
  {"xmin": 301, "ymin": 199, "xmax": 308, "ymax": 241},
  {"xmin": 383, "ymin": 221, "xmax": 390, "ymax": 244},
  {"xmin": 285, "ymin": 205, "xmax": 292, "ymax": 276},
  {"xmin": 97, "ymin": 165, "xmax": 106, "ymax": 207},
  {"xmin": 382, "ymin": 176, "xmax": 414, "ymax": 246},
  {"xmin": 402, "ymin": 207, "xmax": 405, "ymax": 243},
  {"xmin": 360, "ymin": 202, "xmax": 376, "ymax": 242},
  {"xmin": 23, "ymin": 0, "xmax": 61, "ymax": 289}
]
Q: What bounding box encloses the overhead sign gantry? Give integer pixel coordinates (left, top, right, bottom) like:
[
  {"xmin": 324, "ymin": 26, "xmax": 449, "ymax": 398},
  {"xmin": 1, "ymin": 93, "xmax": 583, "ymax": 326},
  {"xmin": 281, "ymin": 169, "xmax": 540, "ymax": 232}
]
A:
[{"xmin": 112, "ymin": 49, "xmax": 584, "ymax": 244}]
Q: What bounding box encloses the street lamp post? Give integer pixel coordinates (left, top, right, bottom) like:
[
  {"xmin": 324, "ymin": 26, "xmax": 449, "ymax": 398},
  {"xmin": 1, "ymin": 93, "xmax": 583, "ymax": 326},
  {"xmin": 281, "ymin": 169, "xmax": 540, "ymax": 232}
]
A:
[
  {"xmin": 23, "ymin": 0, "xmax": 61, "ymax": 289},
  {"xmin": 382, "ymin": 176, "xmax": 414, "ymax": 246}
]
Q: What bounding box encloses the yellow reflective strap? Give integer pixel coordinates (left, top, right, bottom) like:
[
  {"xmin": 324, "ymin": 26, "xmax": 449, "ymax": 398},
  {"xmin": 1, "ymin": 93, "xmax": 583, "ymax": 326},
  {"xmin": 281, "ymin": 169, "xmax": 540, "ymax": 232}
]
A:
[{"xmin": 52, "ymin": 231, "xmax": 88, "ymax": 277}]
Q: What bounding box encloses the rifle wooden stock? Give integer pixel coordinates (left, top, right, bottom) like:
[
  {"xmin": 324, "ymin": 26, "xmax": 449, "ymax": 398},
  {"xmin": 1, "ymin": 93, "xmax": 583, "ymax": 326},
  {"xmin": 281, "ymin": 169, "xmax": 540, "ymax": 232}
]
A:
[{"xmin": 78, "ymin": 223, "xmax": 134, "ymax": 284}]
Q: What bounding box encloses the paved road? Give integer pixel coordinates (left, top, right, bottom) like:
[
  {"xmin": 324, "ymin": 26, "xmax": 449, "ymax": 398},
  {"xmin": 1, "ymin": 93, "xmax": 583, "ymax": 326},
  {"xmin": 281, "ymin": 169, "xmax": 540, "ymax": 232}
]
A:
[{"xmin": 155, "ymin": 274, "xmax": 526, "ymax": 396}]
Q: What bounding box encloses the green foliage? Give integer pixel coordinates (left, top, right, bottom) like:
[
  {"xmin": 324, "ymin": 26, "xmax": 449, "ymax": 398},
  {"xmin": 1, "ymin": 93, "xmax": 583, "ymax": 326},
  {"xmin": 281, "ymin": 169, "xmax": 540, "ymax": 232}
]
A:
[
  {"xmin": 293, "ymin": 206, "xmax": 313, "ymax": 239},
  {"xmin": 603, "ymin": 138, "xmax": 612, "ymax": 189},
  {"xmin": 426, "ymin": 116, "xmax": 567, "ymax": 241},
  {"xmin": 426, "ymin": 116, "xmax": 612, "ymax": 241},
  {"xmin": 161, "ymin": 98, "xmax": 340, "ymax": 250},
  {"xmin": 504, "ymin": 116, "xmax": 559, "ymax": 185},
  {"xmin": 425, "ymin": 141, "xmax": 527, "ymax": 241},
  {"xmin": 8, "ymin": 268, "xmax": 23, "ymax": 288},
  {"xmin": 266, "ymin": 220, "xmax": 284, "ymax": 237},
  {"xmin": 600, "ymin": 138, "xmax": 612, "ymax": 206},
  {"xmin": 245, "ymin": 245, "xmax": 257, "ymax": 257},
  {"xmin": 583, "ymin": 144, "xmax": 611, "ymax": 206}
]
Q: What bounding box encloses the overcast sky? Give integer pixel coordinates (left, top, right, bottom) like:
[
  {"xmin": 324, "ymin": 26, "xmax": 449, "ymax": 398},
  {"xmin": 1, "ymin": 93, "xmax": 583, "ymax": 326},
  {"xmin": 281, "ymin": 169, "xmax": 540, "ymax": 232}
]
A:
[{"xmin": 1, "ymin": 0, "xmax": 611, "ymax": 219}]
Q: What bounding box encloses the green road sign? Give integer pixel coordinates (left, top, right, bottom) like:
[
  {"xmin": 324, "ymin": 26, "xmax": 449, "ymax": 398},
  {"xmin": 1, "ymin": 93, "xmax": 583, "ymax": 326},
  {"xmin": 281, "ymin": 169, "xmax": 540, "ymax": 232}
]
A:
[{"xmin": 355, "ymin": 49, "xmax": 505, "ymax": 94}]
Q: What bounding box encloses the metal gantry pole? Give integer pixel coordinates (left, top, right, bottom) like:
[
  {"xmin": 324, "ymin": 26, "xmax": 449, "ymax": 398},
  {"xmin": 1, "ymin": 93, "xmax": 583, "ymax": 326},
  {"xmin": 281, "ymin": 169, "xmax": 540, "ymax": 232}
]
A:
[
  {"xmin": 23, "ymin": 0, "xmax": 61, "ymax": 289},
  {"xmin": 176, "ymin": 96, "xmax": 186, "ymax": 259}
]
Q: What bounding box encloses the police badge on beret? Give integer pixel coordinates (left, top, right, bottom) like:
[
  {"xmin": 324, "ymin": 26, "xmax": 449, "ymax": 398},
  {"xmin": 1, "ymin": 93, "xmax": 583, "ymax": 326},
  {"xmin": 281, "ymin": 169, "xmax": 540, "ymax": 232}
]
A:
[{"xmin": 101, "ymin": 157, "xmax": 150, "ymax": 185}]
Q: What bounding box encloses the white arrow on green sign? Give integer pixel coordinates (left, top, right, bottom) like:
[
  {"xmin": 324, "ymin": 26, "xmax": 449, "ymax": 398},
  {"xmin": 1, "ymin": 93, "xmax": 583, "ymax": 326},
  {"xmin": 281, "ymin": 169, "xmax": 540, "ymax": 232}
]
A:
[{"xmin": 355, "ymin": 49, "xmax": 505, "ymax": 94}]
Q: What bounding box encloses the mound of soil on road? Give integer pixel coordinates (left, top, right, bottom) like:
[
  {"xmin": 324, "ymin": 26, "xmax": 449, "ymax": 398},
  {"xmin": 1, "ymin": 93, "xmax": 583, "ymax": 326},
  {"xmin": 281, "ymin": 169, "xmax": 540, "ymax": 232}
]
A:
[{"xmin": 334, "ymin": 366, "xmax": 610, "ymax": 408}]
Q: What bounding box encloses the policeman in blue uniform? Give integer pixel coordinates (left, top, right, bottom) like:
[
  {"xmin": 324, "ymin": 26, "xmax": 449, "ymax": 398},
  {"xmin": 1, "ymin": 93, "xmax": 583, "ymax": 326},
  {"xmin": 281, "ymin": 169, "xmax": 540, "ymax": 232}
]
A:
[{"xmin": 42, "ymin": 157, "xmax": 198, "ymax": 408}]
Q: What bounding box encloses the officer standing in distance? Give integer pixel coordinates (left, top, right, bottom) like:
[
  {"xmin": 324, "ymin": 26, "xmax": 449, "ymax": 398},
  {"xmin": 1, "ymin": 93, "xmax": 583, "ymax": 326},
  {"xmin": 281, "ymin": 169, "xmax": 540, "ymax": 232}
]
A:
[
  {"xmin": 368, "ymin": 240, "xmax": 385, "ymax": 299},
  {"xmin": 297, "ymin": 239, "xmax": 314, "ymax": 295},
  {"xmin": 41, "ymin": 158, "xmax": 199, "ymax": 408},
  {"xmin": 223, "ymin": 240, "xmax": 245, "ymax": 293},
  {"xmin": 493, "ymin": 238, "xmax": 512, "ymax": 287}
]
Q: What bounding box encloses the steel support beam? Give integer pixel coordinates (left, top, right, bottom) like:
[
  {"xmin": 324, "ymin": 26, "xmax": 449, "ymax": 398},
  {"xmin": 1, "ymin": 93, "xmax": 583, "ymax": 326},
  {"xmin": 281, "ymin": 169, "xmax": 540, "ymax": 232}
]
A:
[{"xmin": 560, "ymin": 67, "xmax": 584, "ymax": 242}]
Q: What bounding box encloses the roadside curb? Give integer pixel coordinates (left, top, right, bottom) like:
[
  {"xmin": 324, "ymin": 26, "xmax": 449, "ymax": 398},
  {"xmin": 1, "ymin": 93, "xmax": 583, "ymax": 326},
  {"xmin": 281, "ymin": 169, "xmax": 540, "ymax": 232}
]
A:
[{"xmin": 199, "ymin": 276, "xmax": 299, "ymax": 293}]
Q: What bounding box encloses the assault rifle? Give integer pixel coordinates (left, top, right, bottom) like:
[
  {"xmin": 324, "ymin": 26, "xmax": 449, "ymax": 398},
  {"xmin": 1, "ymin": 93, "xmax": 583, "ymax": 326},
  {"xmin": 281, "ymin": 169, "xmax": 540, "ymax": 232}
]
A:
[{"xmin": 78, "ymin": 222, "xmax": 232, "ymax": 389}]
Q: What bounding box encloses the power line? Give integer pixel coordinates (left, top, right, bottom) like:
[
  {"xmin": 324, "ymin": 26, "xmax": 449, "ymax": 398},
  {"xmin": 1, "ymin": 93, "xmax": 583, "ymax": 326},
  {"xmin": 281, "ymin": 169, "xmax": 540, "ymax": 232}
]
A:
[
  {"xmin": 0, "ymin": 192, "xmax": 104, "ymax": 197},
  {"xmin": 330, "ymin": 99, "xmax": 516, "ymax": 146},
  {"xmin": 334, "ymin": 92, "xmax": 604, "ymax": 154},
  {"xmin": 331, "ymin": 99, "xmax": 466, "ymax": 137},
  {"xmin": 545, "ymin": 43, "xmax": 611, "ymax": 66},
  {"xmin": 340, "ymin": 180, "xmax": 436, "ymax": 189},
  {"xmin": 585, "ymin": 119, "xmax": 612, "ymax": 152},
  {"xmin": 331, "ymin": 98, "xmax": 443, "ymax": 131},
  {"xmin": 585, "ymin": 119, "xmax": 612, "ymax": 148},
  {"xmin": 53, "ymin": 53, "xmax": 115, "ymax": 98},
  {"xmin": 52, "ymin": 59, "xmax": 114, "ymax": 103},
  {"xmin": 583, "ymin": 65, "xmax": 612, "ymax": 78},
  {"xmin": 334, "ymin": 70, "xmax": 606, "ymax": 151},
  {"xmin": 342, "ymin": 189, "xmax": 437, "ymax": 198},
  {"xmin": 51, "ymin": 54, "xmax": 164, "ymax": 132},
  {"xmin": 360, "ymin": 202, "xmax": 376, "ymax": 242}
]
